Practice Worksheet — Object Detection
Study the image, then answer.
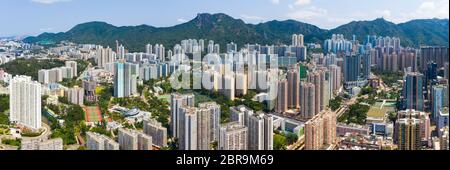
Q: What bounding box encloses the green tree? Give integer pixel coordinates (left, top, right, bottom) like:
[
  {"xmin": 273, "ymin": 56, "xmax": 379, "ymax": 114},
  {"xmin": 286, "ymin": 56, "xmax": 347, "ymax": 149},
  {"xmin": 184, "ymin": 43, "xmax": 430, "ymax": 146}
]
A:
[
  {"xmin": 361, "ymin": 86, "xmax": 375, "ymax": 95},
  {"xmin": 273, "ymin": 134, "xmax": 287, "ymax": 150},
  {"xmin": 0, "ymin": 58, "xmax": 65, "ymax": 80},
  {"xmin": 0, "ymin": 94, "xmax": 9, "ymax": 113},
  {"xmin": 0, "ymin": 113, "xmax": 8, "ymax": 125},
  {"xmin": 58, "ymin": 96, "xmax": 70, "ymax": 104},
  {"xmin": 339, "ymin": 103, "xmax": 370, "ymax": 125},
  {"xmin": 285, "ymin": 132, "xmax": 299, "ymax": 145},
  {"xmin": 0, "ymin": 95, "xmax": 9, "ymax": 125},
  {"xmin": 388, "ymin": 112, "xmax": 398, "ymax": 123},
  {"xmin": 329, "ymin": 96, "xmax": 343, "ymax": 111},
  {"xmin": 1, "ymin": 138, "xmax": 21, "ymax": 147},
  {"xmin": 66, "ymin": 105, "xmax": 85, "ymax": 124}
]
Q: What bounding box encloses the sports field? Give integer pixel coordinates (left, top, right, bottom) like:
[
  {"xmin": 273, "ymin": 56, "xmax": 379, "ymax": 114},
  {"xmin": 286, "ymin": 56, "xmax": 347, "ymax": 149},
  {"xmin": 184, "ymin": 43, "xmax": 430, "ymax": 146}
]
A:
[
  {"xmin": 83, "ymin": 106, "xmax": 102, "ymax": 123},
  {"xmin": 368, "ymin": 102, "xmax": 395, "ymax": 118}
]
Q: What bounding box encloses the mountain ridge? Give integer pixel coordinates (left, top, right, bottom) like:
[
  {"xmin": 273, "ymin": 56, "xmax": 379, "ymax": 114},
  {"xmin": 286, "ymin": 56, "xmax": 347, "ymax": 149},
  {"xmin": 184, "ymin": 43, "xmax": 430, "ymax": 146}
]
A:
[{"xmin": 24, "ymin": 13, "xmax": 449, "ymax": 52}]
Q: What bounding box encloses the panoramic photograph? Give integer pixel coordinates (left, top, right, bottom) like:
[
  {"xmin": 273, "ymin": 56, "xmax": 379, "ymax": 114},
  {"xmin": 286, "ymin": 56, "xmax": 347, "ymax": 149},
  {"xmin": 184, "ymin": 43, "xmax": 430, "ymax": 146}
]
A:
[{"xmin": 0, "ymin": 0, "xmax": 448, "ymax": 165}]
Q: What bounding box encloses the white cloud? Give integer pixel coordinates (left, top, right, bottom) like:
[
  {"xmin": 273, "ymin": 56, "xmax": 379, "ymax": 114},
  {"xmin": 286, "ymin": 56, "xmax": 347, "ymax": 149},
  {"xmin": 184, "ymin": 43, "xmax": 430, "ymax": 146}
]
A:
[
  {"xmin": 294, "ymin": 0, "xmax": 311, "ymax": 6},
  {"xmin": 288, "ymin": 4, "xmax": 294, "ymax": 10},
  {"xmin": 31, "ymin": 0, "xmax": 71, "ymax": 4},
  {"xmin": 285, "ymin": 0, "xmax": 448, "ymax": 29},
  {"xmin": 241, "ymin": 14, "xmax": 265, "ymax": 21},
  {"xmin": 414, "ymin": 0, "xmax": 449, "ymax": 18},
  {"xmin": 418, "ymin": 1, "xmax": 436, "ymax": 12},
  {"xmin": 39, "ymin": 28, "xmax": 54, "ymax": 32},
  {"xmin": 327, "ymin": 18, "xmax": 351, "ymax": 24},
  {"xmin": 388, "ymin": 0, "xmax": 449, "ymax": 23},
  {"xmin": 375, "ymin": 10, "xmax": 392, "ymax": 19},
  {"xmin": 177, "ymin": 18, "xmax": 187, "ymax": 23},
  {"xmin": 287, "ymin": 0, "xmax": 313, "ymax": 11},
  {"xmin": 270, "ymin": 0, "xmax": 280, "ymax": 5},
  {"xmin": 273, "ymin": 0, "xmax": 312, "ymax": 6},
  {"xmin": 286, "ymin": 6, "xmax": 327, "ymax": 20}
]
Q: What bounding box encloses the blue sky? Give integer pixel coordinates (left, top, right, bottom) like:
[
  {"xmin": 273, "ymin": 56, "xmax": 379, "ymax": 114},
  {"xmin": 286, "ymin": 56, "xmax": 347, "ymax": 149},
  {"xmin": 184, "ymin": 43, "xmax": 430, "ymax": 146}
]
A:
[{"xmin": 1, "ymin": 0, "xmax": 448, "ymax": 36}]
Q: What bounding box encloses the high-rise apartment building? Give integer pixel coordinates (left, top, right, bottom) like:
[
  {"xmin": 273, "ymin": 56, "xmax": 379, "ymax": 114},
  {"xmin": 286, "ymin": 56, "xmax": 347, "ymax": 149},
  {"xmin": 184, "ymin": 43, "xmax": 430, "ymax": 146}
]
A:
[
  {"xmin": 143, "ymin": 118, "xmax": 168, "ymax": 148},
  {"xmin": 178, "ymin": 106, "xmax": 198, "ymax": 150},
  {"xmin": 328, "ymin": 65, "xmax": 342, "ymax": 95},
  {"xmin": 65, "ymin": 86, "xmax": 84, "ymax": 106},
  {"xmin": 287, "ymin": 68, "xmax": 300, "ymax": 109},
  {"xmin": 118, "ymin": 128, "xmax": 153, "ymax": 150},
  {"xmin": 419, "ymin": 46, "xmax": 449, "ymax": 71},
  {"xmin": 343, "ymin": 54, "xmax": 361, "ymax": 83},
  {"xmin": 170, "ymin": 93, "xmax": 194, "ymax": 138},
  {"xmin": 440, "ymin": 127, "xmax": 449, "ymax": 150},
  {"xmin": 114, "ymin": 62, "xmax": 138, "ymax": 98},
  {"xmin": 230, "ymin": 105, "xmax": 253, "ymax": 126},
  {"xmin": 437, "ymin": 108, "xmax": 449, "ymax": 136},
  {"xmin": 431, "ymin": 85, "xmax": 447, "ymax": 119},
  {"xmin": 146, "ymin": 44, "xmax": 153, "ymax": 54},
  {"xmin": 38, "ymin": 67, "xmax": 73, "ymax": 84},
  {"xmin": 263, "ymin": 114, "xmax": 274, "ymax": 150},
  {"xmin": 97, "ymin": 46, "xmax": 115, "ymax": 69},
  {"xmin": 65, "ymin": 60, "xmax": 78, "ymax": 77},
  {"xmin": 304, "ymin": 110, "xmax": 337, "ymax": 150},
  {"xmin": 305, "ymin": 114, "xmax": 324, "ymax": 150},
  {"xmin": 292, "ymin": 34, "xmax": 304, "ymax": 47},
  {"xmin": 445, "ymin": 63, "xmax": 449, "ymax": 80},
  {"xmin": 198, "ymin": 102, "xmax": 221, "ymax": 146},
  {"xmin": 230, "ymin": 105, "xmax": 272, "ymax": 150},
  {"xmin": 307, "ymin": 70, "xmax": 326, "ymax": 114},
  {"xmin": 247, "ymin": 112, "xmax": 273, "ymax": 150},
  {"xmin": 219, "ymin": 122, "xmax": 248, "ymax": 150},
  {"xmin": 396, "ymin": 118, "xmax": 422, "ymax": 150},
  {"xmin": 403, "ymin": 72, "xmax": 424, "ymax": 111},
  {"xmin": 154, "ymin": 44, "xmax": 165, "ymax": 61},
  {"xmin": 301, "ymin": 83, "xmax": 316, "ymax": 119},
  {"xmin": 276, "ymin": 79, "xmax": 288, "ymax": 113},
  {"xmin": 86, "ymin": 132, "xmax": 119, "ymax": 150},
  {"xmin": 395, "ymin": 110, "xmax": 430, "ymax": 150},
  {"xmin": 235, "ymin": 73, "xmax": 248, "ymax": 97},
  {"xmin": 9, "ymin": 75, "xmax": 42, "ymax": 130},
  {"xmin": 362, "ymin": 53, "xmax": 371, "ymax": 79},
  {"xmin": 220, "ymin": 73, "xmax": 235, "ymax": 101}
]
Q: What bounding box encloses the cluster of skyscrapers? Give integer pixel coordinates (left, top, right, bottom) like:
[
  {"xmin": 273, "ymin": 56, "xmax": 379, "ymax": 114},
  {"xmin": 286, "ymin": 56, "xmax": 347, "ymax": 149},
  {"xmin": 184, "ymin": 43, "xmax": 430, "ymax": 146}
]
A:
[
  {"xmin": 169, "ymin": 93, "xmax": 275, "ymax": 150},
  {"xmin": 86, "ymin": 122, "xmax": 167, "ymax": 151},
  {"xmin": 2, "ymin": 27, "xmax": 448, "ymax": 151},
  {"xmin": 170, "ymin": 93, "xmax": 223, "ymax": 150},
  {"xmin": 230, "ymin": 105, "xmax": 274, "ymax": 150},
  {"xmin": 276, "ymin": 65, "xmax": 338, "ymax": 121}
]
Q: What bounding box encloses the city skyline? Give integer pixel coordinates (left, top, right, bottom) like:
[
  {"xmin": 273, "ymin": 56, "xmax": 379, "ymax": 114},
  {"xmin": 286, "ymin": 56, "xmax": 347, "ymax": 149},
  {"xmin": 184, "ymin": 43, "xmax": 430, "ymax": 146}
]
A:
[
  {"xmin": 0, "ymin": 0, "xmax": 449, "ymax": 154},
  {"xmin": 1, "ymin": 0, "xmax": 449, "ymax": 37},
  {"xmin": 0, "ymin": 32, "xmax": 449, "ymax": 152}
]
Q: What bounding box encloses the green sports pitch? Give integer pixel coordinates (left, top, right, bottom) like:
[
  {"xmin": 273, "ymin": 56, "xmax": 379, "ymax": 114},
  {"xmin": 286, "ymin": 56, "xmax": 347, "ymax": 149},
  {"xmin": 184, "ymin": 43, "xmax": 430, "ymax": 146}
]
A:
[{"xmin": 83, "ymin": 106, "xmax": 103, "ymax": 123}]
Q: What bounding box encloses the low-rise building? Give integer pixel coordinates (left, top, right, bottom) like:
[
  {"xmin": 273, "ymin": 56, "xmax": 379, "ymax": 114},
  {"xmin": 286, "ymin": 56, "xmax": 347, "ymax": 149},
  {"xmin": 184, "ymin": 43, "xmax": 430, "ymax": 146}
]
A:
[
  {"xmin": 21, "ymin": 138, "xmax": 63, "ymax": 150},
  {"xmin": 337, "ymin": 123, "xmax": 370, "ymax": 136}
]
